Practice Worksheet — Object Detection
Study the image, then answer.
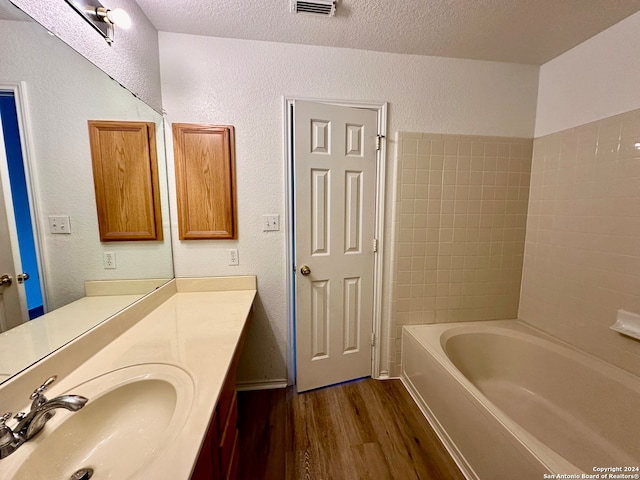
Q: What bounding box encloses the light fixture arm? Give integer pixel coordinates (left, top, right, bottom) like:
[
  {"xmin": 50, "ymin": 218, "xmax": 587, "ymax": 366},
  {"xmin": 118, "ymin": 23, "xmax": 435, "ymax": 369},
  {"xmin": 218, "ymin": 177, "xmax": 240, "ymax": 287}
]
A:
[
  {"xmin": 94, "ymin": 7, "xmax": 111, "ymax": 24},
  {"xmin": 63, "ymin": 0, "xmax": 131, "ymax": 45}
]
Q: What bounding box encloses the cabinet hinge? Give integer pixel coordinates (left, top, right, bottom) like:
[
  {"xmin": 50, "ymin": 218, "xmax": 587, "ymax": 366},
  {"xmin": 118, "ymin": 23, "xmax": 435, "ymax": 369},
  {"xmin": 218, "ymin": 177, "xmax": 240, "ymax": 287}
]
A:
[{"xmin": 371, "ymin": 333, "xmax": 376, "ymax": 346}]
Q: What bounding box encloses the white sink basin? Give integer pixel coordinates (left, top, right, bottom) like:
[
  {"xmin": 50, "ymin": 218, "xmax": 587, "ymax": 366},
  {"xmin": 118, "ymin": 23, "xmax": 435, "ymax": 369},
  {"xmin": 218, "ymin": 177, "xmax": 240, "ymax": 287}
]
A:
[{"xmin": 5, "ymin": 363, "xmax": 194, "ymax": 480}]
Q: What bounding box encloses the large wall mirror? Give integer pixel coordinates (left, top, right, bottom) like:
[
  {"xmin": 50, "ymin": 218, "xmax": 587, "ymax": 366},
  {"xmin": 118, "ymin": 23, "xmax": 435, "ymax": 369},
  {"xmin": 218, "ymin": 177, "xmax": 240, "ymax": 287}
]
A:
[{"xmin": 0, "ymin": 1, "xmax": 173, "ymax": 383}]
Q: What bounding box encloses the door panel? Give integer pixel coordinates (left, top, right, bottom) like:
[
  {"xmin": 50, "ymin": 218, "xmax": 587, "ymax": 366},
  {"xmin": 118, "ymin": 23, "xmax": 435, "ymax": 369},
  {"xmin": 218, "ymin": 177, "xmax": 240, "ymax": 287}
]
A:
[
  {"xmin": 311, "ymin": 279, "xmax": 329, "ymax": 359},
  {"xmin": 344, "ymin": 171, "xmax": 362, "ymax": 253},
  {"xmin": 311, "ymin": 169, "xmax": 329, "ymax": 255},
  {"xmin": 294, "ymin": 100, "xmax": 377, "ymax": 392},
  {"xmin": 343, "ymin": 277, "xmax": 360, "ymax": 353},
  {"xmin": 0, "ymin": 112, "xmax": 28, "ymax": 331}
]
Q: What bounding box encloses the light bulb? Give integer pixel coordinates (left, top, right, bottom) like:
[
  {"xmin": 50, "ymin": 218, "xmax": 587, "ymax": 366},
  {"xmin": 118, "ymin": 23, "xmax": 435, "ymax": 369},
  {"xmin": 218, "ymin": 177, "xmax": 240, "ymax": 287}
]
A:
[{"xmin": 106, "ymin": 8, "xmax": 131, "ymax": 29}]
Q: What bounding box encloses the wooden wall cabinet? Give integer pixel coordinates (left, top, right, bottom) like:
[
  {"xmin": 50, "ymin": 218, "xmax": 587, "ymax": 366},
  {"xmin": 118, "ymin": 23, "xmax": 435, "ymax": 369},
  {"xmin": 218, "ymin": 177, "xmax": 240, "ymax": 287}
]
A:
[
  {"xmin": 172, "ymin": 124, "xmax": 237, "ymax": 240},
  {"xmin": 88, "ymin": 120, "xmax": 163, "ymax": 241}
]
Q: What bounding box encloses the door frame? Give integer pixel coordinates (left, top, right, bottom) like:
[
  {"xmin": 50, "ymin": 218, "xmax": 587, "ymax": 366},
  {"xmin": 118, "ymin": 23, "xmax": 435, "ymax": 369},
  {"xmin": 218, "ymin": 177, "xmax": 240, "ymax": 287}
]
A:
[
  {"xmin": 283, "ymin": 97, "xmax": 388, "ymax": 386},
  {"xmin": 0, "ymin": 81, "xmax": 48, "ymax": 313}
]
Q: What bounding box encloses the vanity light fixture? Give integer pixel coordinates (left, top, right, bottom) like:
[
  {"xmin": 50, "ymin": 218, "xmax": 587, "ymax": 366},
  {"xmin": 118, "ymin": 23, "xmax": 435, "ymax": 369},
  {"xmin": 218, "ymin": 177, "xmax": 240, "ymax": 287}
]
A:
[{"xmin": 64, "ymin": 0, "xmax": 132, "ymax": 45}]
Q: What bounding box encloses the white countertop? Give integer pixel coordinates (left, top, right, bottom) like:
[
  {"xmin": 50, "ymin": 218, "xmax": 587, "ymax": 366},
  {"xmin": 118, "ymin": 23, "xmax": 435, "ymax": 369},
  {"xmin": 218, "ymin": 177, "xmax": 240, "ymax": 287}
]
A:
[{"xmin": 0, "ymin": 276, "xmax": 256, "ymax": 479}]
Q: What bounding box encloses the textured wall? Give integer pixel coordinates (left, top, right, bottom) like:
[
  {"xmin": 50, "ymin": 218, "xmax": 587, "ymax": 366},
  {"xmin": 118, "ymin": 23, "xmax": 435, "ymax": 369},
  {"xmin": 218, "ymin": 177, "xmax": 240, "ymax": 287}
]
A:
[
  {"xmin": 9, "ymin": 0, "xmax": 162, "ymax": 112},
  {"xmin": 159, "ymin": 32, "xmax": 539, "ymax": 384},
  {"xmin": 390, "ymin": 132, "xmax": 532, "ymax": 376},
  {"xmin": 0, "ymin": 19, "xmax": 173, "ymax": 309},
  {"xmin": 536, "ymin": 11, "xmax": 640, "ymax": 137},
  {"xmin": 521, "ymin": 109, "xmax": 640, "ymax": 376}
]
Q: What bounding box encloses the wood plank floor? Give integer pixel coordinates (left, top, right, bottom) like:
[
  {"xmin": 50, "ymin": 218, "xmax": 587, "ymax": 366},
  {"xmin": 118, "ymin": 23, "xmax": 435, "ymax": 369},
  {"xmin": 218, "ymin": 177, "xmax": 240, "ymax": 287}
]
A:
[{"xmin": 237, "ymin": 378, "xmax": 465, "ymax": 480}]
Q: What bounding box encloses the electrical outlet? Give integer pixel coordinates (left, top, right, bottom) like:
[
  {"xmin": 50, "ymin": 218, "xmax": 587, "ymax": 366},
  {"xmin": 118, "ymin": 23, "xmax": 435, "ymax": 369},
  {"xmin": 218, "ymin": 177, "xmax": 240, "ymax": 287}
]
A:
[
  {"xmin": 103, "ymin": 252, "xmax": 116, "ymax": 269},
  {"xmin": 263, "ymin": 214, "xmax": 280, "ymax": 231},
  {"xmin": 228, "ymin": 248, "xmax": 239, "ymax": 266},
  {"xmin": 48, "ymin": 215, "xmax": 71, "ymax": 234}
]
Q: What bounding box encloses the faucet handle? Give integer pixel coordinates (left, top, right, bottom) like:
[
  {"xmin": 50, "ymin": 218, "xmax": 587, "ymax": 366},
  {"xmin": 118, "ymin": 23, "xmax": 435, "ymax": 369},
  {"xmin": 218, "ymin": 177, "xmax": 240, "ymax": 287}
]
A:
[
  {"xmin": 30, "ymin": 375, "xmax": 57, "ymax": 398},
  {"xmin": 30, "ymin": 376, "xmax": 57, "ymax": 409},
  {"xmin": 0, "ymin": 412, "xmax": 15, "ymax": 447}
]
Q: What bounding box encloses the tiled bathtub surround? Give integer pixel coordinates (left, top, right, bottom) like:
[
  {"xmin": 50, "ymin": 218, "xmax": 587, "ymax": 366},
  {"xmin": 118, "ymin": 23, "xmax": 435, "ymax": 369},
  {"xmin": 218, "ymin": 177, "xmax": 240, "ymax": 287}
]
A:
[
  {"xmin": 520, "ymin": 108, "xmax": 640, "ymax": 376},
  {"xmin": 390, "ymin": 133, "xmax": 533, "ymax": 375}
]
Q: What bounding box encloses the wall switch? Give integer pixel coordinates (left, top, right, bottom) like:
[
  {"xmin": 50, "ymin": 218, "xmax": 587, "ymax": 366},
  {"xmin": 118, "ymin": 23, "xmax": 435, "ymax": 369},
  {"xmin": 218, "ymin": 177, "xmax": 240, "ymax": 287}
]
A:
[
  {"xmin": 228, "ymin": 248, "xmax": 239, "ymax": 266},
  {"xmin": 103, "ymin": 252, "xmax": 116, "ymax": 269},
  {"xmin": 48, "ymin": 215, "xmax": 71, "ymax": 234},
  {"xmin": 263, "ymin": 214, "xmax": 280, "ymax": 231}
]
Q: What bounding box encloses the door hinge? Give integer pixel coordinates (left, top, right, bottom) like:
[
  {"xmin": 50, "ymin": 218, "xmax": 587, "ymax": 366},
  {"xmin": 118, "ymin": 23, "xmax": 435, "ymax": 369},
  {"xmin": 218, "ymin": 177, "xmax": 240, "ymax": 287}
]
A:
[
  {"xmin": 376, "ymin": 134, "xmax": 385, "ymax": 151},
  {"xmin": 373, "ymin": 238, "xmax": 378, "ymax": 252},
  {"xmin": 371, "ymin": 333, "xmax": 376, "ymax": 346}
]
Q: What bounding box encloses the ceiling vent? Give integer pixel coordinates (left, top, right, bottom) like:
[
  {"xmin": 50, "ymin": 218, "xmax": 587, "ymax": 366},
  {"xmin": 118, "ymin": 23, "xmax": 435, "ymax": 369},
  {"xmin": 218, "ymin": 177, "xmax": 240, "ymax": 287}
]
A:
[{"xmin": 292, "ymin": 1, "xmax": 336, "ymax": 17}]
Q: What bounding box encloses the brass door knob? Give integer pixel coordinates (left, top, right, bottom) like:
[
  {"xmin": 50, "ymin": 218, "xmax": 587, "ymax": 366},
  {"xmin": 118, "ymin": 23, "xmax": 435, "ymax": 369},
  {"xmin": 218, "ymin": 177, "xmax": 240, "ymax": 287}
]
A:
[
  {"xmin": 300, "ymin": 265, "xmax": 311, "ymax": 276},
  {"xmin": 0, "ymin": 275, "xmax": 12, "ymax": 287}
]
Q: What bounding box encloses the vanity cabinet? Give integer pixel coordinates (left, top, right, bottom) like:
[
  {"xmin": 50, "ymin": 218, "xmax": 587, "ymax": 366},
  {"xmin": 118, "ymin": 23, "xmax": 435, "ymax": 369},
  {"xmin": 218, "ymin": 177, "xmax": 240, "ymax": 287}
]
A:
[
  {"xmin": 217, "ymin": 367, "xmax": 240, "ymax": 479},
  {"xmin": 190, "ymin": 411, "xmax": 219, "ymax": 479},
  {"xmin": 191, "ymin": 358, "xmax": 240, "ymax": 480},
  {"xmin": 191, "ymin": 310, "xmax": 250, "ymax": 480}
]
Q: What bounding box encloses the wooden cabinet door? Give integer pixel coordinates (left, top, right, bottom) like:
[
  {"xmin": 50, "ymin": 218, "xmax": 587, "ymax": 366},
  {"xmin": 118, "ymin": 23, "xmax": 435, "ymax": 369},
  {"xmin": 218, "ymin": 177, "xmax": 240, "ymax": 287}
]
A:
[
  {"xmin": 172, "ymin": 124, "xmax": 237, "ymax": 240},
  {"xmin": 88, "ymin": 120, "xmax": 163, "ymax": 241}
]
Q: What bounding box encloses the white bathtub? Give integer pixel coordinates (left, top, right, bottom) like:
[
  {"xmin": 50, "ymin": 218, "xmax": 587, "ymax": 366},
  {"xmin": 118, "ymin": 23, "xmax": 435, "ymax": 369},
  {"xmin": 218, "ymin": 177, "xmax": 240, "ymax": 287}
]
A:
[{"xmin": 401, "ymin": 320, "xmax": 640, "ymax": 479}]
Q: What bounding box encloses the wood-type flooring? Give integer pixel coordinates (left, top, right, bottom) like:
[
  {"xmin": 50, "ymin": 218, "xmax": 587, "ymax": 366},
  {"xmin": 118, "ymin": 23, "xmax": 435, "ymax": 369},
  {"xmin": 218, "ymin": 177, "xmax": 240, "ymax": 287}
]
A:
[{"xmin": 237, "ymin": 377, "xmax": 465, "ymax": 480}]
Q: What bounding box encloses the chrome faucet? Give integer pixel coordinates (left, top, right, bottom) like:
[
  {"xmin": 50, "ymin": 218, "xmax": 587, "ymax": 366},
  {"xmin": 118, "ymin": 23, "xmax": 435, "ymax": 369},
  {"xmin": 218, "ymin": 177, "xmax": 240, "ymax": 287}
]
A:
[{"xmin": 0, "ymin": 376, "xmax": 88, "ymax": 459}]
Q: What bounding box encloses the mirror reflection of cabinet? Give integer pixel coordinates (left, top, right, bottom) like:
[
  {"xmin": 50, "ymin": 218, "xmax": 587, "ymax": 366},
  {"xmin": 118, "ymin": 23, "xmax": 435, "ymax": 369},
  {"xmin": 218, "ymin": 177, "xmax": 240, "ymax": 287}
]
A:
[
  {"xmin": 172, "ymin": 124, "xmax": 237, "ymax": 240},
  {"xmin": 0, "ymin": 1, "xmax": 174, "ymax": 387},
  {"xmin": 88, "ymin": 120, "xmax": 163, "ymax": 241}
]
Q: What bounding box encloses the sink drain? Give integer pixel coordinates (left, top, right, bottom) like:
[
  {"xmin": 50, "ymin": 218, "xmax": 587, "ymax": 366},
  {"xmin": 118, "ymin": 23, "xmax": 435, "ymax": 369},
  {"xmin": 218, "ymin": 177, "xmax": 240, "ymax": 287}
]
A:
[{"xmin": 69, "ymin": 468, "xmax": 93, "ymax": 480}]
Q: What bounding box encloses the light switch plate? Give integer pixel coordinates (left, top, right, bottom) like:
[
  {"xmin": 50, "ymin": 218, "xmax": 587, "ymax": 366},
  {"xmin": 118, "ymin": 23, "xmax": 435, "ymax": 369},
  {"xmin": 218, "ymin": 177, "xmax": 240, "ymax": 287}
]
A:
[
  {"xmin": 49, "ymin": 215, "xmax": 71, "ymax": 234},
  {"xmin": 263, "ymin": 214, "xmax": 280, "ymax": 231}
]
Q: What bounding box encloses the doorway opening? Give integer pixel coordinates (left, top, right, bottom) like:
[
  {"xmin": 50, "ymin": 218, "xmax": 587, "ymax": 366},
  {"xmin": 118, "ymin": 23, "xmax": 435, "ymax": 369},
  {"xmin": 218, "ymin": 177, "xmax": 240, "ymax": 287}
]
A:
[{"xmin": 0, "ymin": 89, "xmax": 44, "ymax": 319}]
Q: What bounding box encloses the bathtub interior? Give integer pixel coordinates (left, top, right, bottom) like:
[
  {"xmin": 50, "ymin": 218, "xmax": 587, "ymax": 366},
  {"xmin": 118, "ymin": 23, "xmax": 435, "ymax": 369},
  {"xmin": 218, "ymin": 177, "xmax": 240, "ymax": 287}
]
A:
[{"xmin": 403, "ymin": 321, "xmax": 640, "ymax": 476}]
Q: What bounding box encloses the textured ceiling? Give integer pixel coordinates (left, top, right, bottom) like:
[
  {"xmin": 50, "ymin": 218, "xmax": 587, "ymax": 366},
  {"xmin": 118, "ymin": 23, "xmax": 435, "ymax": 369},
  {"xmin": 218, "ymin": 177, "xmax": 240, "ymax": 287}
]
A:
[{"xmin": 135, "ymin": 0, "xmax": 640, "ymax": 65}]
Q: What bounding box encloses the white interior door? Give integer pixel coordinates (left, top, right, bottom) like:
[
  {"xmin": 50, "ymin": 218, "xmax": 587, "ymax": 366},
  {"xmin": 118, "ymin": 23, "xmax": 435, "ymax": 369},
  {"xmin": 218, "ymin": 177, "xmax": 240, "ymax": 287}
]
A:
[
  {"xmin": 294, "ymin": 100, "xmax": 377, "ymax": 392},
  {"xmin": 0, "ymin": 113, "xmax": 28, "ymax": 332}
]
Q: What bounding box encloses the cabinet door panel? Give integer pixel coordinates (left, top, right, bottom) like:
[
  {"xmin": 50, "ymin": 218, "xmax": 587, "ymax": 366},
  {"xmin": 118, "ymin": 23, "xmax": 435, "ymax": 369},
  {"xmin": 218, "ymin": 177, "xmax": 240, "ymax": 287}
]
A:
[
  {"xmin": 88, "ymin": 120, "xmax": 162, "ymax": 241},
  {"xmin": 172, "ymin": 124, "xmax": 237, "ymax": 240}
]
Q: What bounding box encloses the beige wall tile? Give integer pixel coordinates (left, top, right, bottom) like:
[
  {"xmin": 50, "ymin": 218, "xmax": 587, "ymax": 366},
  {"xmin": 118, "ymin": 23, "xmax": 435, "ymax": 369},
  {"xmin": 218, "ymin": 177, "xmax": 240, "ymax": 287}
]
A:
[
  {"xmin": 391, "ymin": 131, "xmax": 533, "ymax": 371},
  {"xmin": 520, "ymin": 107, "xmax": 640, "ymax": 377}
]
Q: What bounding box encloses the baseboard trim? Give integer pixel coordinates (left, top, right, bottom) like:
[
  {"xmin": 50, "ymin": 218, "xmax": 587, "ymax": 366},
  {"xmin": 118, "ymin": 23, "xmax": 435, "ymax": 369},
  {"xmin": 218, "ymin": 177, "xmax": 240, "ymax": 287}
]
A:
[
  {"xmin": 237, "ymin": 375, "xmax": 401, "ymax": 391},
  {"xmin": 236, "ymin": 380, "xmax": 288, "ymax": 391}
]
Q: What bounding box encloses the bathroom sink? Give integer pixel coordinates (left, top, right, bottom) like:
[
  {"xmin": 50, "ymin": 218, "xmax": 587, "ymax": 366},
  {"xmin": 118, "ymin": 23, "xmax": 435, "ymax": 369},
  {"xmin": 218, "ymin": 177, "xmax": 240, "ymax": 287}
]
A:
[{"xmin": 7, "ymin": 363, "xmax": 194, "ymax": 480}]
